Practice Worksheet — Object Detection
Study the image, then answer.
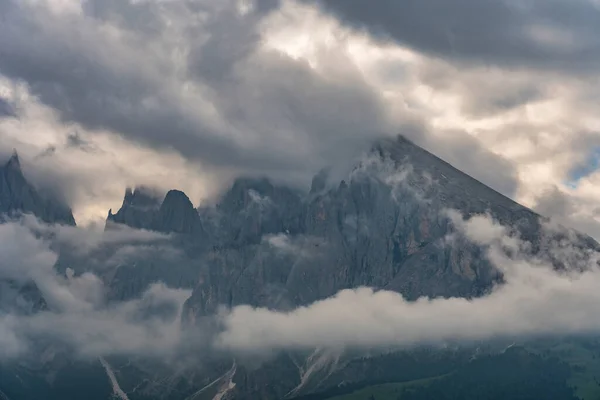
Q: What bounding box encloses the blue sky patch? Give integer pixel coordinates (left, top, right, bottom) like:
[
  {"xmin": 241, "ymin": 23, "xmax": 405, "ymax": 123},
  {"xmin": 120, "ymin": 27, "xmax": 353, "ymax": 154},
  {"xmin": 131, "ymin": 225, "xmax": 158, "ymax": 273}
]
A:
[{"xmin": 566, "ymin": 147, "xmax": 600, "ymax": 188}]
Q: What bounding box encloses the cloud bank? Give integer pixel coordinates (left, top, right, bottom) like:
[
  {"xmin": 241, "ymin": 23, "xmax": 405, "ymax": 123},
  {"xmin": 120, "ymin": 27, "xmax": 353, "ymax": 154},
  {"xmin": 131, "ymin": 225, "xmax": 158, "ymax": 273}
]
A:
[
  {"xmin": 215, "ymin": 212, "xmax": 600, "ymax": 352},
  {"xmin": 4, "ymin": 208, "xmax": 600, "ymax": 365},
  {"xmin": 0, "ymin": 219, "xmax": 192, "ymax": 361},
  {"xmin": 0, "ymin": 0, "xmax": 532, "ymax": 226}
]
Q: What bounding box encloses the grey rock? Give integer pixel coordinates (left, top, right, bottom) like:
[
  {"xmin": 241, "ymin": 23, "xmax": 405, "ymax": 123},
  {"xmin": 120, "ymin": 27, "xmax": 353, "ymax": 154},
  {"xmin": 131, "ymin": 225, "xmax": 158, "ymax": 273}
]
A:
[
  {"xmin": 156, "ymin": 189, "xmax": 203, "ymax": 235},
  {"xmin": 106, "ymin": 186, "xmax": 162, "ymax": 230},
  {"xmin": 3, "ymin": 135, "xmax": 599, "ymax": 400},
  {"xmin": 0, "ymin": 151, "xmax": 75, "ymax": 225}
]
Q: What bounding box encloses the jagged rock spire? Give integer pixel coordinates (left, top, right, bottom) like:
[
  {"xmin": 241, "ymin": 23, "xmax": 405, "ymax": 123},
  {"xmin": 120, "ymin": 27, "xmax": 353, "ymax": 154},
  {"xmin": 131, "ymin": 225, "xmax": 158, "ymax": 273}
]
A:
[
  {"xmin": 6, "ymin": 148, "xmax": 21, "ymax": 170},
  {"xmin": 310, "ymin": 167, "xmax": 330, "ymax": 194},
  {"xmin": 0, "ymin": 148, "xmax": 75, "ymax": 225}
]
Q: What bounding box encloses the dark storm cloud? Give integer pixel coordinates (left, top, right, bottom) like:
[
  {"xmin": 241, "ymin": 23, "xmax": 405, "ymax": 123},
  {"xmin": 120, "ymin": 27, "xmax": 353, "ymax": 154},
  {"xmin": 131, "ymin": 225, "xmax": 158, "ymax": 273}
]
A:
[
  {"xmin": 535, "ymin": 186, "xmax": 572, "ymax": 218},
  {"xmin": 66, "ymin": 132, "xmax": 97, "ymax": 153},
  {"xmin": 0, "ymin": 0, "xmax": 520, "ymax": 201},
  {"xmin": 307, "ymin": 0, "xmax": 600, "ymax": 72},
  {"xmin": 0, "ymin": 96, "xmax": 16, "ymax": 118},
  {"xmin": 413, "ymin": 59, "xmax": 549, "ymax": 118},
  {"xmin": 533, "ymin": 185, "xmax": 600, "ymax": 240},
  {"xmin": 0, "ymin": 0, "xmax": 391, "ymax": 185},
  {"xmin": 0, "ymin": 1, "xmax": 269, "ymax": 169},
  {"xmin": 482, "ymin": 86, "xmax": 543, "ymax": 115}
]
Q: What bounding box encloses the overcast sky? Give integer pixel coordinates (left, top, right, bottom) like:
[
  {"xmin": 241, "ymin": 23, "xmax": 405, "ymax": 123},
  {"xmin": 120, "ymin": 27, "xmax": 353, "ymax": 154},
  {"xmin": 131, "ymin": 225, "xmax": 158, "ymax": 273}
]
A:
[{"xmin": 2, "ymin": 0, "xmax": 600, "ymax": 238}]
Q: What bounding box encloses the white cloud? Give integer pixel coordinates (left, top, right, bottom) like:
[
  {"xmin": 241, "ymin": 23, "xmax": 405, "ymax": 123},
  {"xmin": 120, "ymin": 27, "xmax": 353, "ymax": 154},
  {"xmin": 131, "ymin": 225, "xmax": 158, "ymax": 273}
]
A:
[
  {"xmin": 0, "ymin": 219, "xmax": 193, "ymax": 360},
  {"xmin": 215, "ymin": 212, "xmax": 600, "ymax": 352},
  {"xmin": 5, "ymin": 205, "xmax": 600, "ymax": 365},
  {"xmin": 21, "ymin": 214, "xmax": 171, "ymax": 255},
  {"xmin": 0, "ymin": 0, "xmax": 519, "ymax": 228},
  {"xmin": 17, "ymin": 282, "xmax": 192, "ymax": 358},
  {"xmin": 264, "ymin": 233, "xmax": 325, "ymax": 257},
  {"xmin": 0, "ymin": 94, "xmax": 222, "ymax": 226}
]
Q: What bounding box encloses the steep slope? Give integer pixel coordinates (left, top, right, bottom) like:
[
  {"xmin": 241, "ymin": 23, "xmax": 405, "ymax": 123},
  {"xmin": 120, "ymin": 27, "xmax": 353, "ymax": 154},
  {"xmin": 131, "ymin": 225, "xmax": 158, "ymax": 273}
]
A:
[
  {"xmin": 0, "ymin": 151, "xmax": 76, "ymax": 226},
  {"xmin": 96, "ymin": 135, "xmax": 600, "ymax": 399},
  {"xmin": 182, "ymin": 136, "xmax": 598, "ymax": 399},
  {"xmin": 184, "ymin": 135, "xmax": 546, "ymax": 318},
  {"xmin": 2, "ymin": 135, "xmax": 599, "ymax": 400},
  {"xmin": 0, "ymin": 154, "xmax": 114, "ymax": 400},
  {"xmin": 0, "ymin": 152, "xmax": 75, "ymax": 314},
  {"xmin": 107, "ymin": 187, "xmax": 204, "ymax": 235},
  {"xmin": 106, "ymin": 186, "xmax": 162, "ymax": 231}
]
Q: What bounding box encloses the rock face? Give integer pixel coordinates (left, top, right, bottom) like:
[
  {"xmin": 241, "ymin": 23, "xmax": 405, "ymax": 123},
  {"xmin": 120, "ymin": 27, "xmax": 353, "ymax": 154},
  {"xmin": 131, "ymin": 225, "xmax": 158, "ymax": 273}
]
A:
[
  {"xmin": 156, "ymin": 189, "xmax": 203, "ymax": 234},
  {"xmin": 1, "ymin": 135, "xmax": 599, "ymax": 400},
  {"xmin": 181, "ymin": 135, "xmax": 541, "ymax": 320},
  {"xmin": 97, "ymin": 135, "xmax": 599, "ymax": 399},
  {"xmin": 0, "ymin": 153, "xmax": 80, "ymax": 400},
  {"xmin": 106, "ymin": 186, "xmax": 162, "ymax": 230},
  {"xmin": 0, "ymin": 151, "xmax": 73, "ymax": 314},
  {"xmin": 107, "ymin": 187, "xmax": 203, "ymax": 235},
  {"xmin": 0, "ymin": 151, "xmax": 75, "ymax": 225},
  {"xmin": 0, "ymin": 280, "xmax": 48, "ymax": 315},
  {"xmin": 180, "ymin": 136, "xmax": 597, "ymax": 399}
]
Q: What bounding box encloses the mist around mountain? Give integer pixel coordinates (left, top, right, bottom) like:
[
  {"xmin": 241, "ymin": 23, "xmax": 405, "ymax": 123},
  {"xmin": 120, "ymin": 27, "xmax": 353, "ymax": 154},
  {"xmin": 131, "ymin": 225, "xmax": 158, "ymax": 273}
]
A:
[
  {"xmin": 2, "ymin": 136, "xmax": 600, "ymax": 399},
  {"xmin": 0, "ymin": 150, "xmax": 75, "ymax": 226}
]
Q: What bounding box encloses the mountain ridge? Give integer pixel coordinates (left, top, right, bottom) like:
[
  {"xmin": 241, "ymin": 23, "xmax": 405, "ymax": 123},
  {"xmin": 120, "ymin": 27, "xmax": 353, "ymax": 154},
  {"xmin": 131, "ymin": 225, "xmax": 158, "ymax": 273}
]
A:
[
  {"xmin": 0, "ymin": 151, "xmax": 76, "ymax": 226},
  {"xmin": 1, "ymin": 134, "xmax": 599, "ymax": 400}
]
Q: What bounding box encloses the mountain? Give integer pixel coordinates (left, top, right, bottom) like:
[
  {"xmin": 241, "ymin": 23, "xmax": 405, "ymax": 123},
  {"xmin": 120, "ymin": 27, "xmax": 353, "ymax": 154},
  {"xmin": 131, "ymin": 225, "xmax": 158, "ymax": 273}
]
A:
[
  {"xmin": 0, "ymin": 150, "xmax": 75, "ymax": 225},
  {"xmin": 107, "ymin": 187, "xmax": 205, "ymax": 235},
  {"xmin": 0, "ymin": 153, "xmax": 88, "ymax": 400},
  {"xmin": 182, "ymin": 135, "xmax": 592, "ymax": 319},
  {"xmin": 0, "ymin": 135, "xmax": 598, "ymax": 400},
  {"xmin": 178, "ymin": 136, "xmax": 599, "ymax": 399},
  {"xmin": 0, "ymin": 151, "xmax": 73, "ymax": 315},
  {"xmin": 97, "ymin": 135, "xmax": 598, "ymax": 399},
  {"xmin": 106, "ymin": 186, "xmax": 162, "ymax": 230}
]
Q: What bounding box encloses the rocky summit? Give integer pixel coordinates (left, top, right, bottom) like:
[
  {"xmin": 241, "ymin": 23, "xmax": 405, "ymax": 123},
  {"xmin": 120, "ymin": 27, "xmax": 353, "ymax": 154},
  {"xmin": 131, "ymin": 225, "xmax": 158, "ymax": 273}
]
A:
[
  {"xmin": 0, "ymin": 135, "xmax": 597, "ymax": 400},
  {"xmin": 0, "ymin": 151, "xmax": 75, "ymax": 226}
]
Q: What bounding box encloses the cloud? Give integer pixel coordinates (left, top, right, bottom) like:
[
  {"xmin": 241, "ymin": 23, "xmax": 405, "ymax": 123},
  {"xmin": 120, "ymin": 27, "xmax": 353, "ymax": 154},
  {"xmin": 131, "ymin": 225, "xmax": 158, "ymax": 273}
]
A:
[
  {"xmin": 0, "ymin": 103, "xmax": 223, "ymax": 225},
  {"xmin": 264, "ymin": 233, "xmax": 325, "ymax": 257},
  {"xmin": 0, "ymin": 96, "xmax": 16, "ymax": 118},
  {"xmin": 533, "ymin": 185, "xmax": 600, "ymax": 241},
  {"xmin": 408, "ymin": 132, "xmax": 520, "ymax": 198},
  {"xmin": 1, "ymin": 0, "xmax": 600, "ymax": 246},
  {"xmin": 5, "ymin": 193, "xmax": 600, "ymax": 366},
  {"xmin": 0, "ymin": 316, "xmax": 22, "ymax": 359},
  {"xmin": 0, "ymin": 0, "xmax": 389, "ymax": 183},
  {"xmin": 215, "ymin": 212, "xmax": 600, "ymax": 352},
  {"xmin": 307, "ymin": 0, "xmax": 600, "ymax": 73},
  {"xmin": 20, "ymin": 214, "xmax": 171, "ymax": 256},
  {"xmin": 0, "ymin": 0, "xmax": 524, "ymax": 224},
  {"xmin": 65, "ymin": 131, "xmax": 97, "ymax": 152},
  {"xmin": 0, "ymin": 219, "xmax": 193, "ymax": 361},
  {"xmin": 6, "ymin": 0, "xmax": 600, "ymax": 377},
  {"xmin": 17, "ymin": 282, "xmax": 192, "ymax": 359}
]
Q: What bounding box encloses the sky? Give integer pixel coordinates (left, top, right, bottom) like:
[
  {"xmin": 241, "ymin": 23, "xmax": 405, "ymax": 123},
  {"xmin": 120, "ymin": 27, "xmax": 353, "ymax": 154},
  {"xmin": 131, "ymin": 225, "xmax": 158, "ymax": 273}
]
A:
[{"xmin": 2, "ymin": 0, "xmax": 600, "ymax": 240}]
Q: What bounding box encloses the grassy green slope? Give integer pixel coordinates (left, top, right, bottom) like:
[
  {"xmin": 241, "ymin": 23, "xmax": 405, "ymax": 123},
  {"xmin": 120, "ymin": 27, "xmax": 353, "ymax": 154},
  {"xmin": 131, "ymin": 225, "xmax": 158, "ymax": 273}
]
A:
[{"xmin": 317, "ymin": 346, "xmax": 579, "ymax": 400}]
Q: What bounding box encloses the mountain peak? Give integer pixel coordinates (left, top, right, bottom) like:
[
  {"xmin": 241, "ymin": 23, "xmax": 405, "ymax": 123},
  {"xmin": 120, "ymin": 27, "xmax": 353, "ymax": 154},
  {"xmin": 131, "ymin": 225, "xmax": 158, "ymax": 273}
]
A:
[
  {"xmin": 0, "ymin": 149, "xmax": 75, "ymax": 225},
  {"xmin": 155, "ymin": 189, "xmax": 202, "ymax": 234},
  {"xmin": 5, "ymin": 149, "xmax": 21, "ymax": 171},
  {"xmin": 106, "ymin": 186, "xmax": 163, "ymax": 230},
  {"xmin": 310, "ymin": 167, "xmax": 331, "ymax": 194},
  {"xmin": 159, "ymin": 190, "xmax": 196, "ymax": 216},
  {"xmin": 122, "ymin": 186, "xmax": 162, "ymax": 209}
]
